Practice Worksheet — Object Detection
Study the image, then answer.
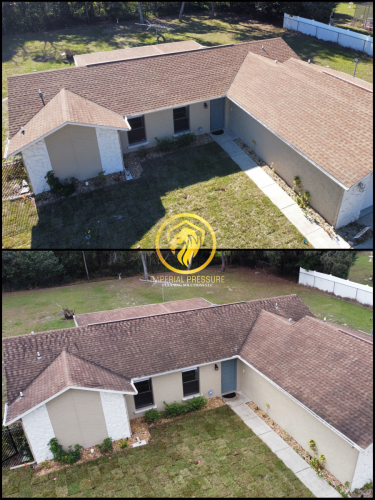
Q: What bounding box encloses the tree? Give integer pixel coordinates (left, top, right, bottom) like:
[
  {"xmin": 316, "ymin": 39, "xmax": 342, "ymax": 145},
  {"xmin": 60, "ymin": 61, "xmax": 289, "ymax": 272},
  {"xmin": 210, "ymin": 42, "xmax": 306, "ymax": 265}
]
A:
[
  {"xmin": 141, "ymin": 251, "xmax": 148, "ymax": 281},
  {"xmin": 138, "ymin": 2, "xmax": 144, "ymax": 24},
  {"xmin": 179, "ymin": 2, "xmax": 185, "ymax": 22},
  {"xmin": 221, "ymin": 251, "xmax": 226, "ymax": 272},
  {"xmin": 85, "ymin": 2, "xmax": 90, "ymax": 24},
  {"xmin": 209, "ymin": 1, "xmax": 215, "ymax": 19}
]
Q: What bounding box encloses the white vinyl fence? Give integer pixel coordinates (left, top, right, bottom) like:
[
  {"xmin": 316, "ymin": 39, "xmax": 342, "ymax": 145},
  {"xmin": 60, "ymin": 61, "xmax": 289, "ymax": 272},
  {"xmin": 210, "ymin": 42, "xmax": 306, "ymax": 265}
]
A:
[
  {"xmin": 299, "ymin": 268, "xmax": 373, "ymax": 306},
  {"xmin": 283, "ymin": 13, "xmax": 373, "ymax": 56}
]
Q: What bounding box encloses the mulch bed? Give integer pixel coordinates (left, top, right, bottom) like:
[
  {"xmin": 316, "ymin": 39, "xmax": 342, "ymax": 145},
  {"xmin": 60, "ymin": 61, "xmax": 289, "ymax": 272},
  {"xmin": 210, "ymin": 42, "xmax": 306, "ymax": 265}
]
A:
[
  {"xmin": 33, "ymin": 134, "xmax": 214, "ymax": 207},
  {"xmin": 33, "ymin": 396, "xmax": 225, "ymax": 476},
  {"xmin": 234, "ymin": 138, "xmax": 371, "ymax": 247}
]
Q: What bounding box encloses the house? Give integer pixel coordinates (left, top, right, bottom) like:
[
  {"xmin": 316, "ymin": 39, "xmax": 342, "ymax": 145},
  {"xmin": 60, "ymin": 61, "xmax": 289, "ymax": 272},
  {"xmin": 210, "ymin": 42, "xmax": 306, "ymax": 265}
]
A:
[
  {"xmin": 2, "ymin": 295, "xmax": 372, "ymax": 490},
  {"xmin": 4, "ymin": 38, "xmax": 372, "ymax": 228}
]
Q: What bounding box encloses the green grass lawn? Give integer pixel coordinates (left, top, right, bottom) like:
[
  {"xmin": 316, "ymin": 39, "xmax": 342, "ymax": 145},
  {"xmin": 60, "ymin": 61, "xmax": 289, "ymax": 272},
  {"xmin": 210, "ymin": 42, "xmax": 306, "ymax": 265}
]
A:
[
  {"xmin": 334, "ymin": 2, "xmax": 373, "ymax": 35},
  {"xmin": 348, "ymin": 251, "xmax": 373, "ymax": 286},
  {"xmin": 2, "ymin": 405, "xmax": 314, "ymax": 498},
  {"xmin": 2, "ymin": 142, "xmax": 310, "ymax": 249}
]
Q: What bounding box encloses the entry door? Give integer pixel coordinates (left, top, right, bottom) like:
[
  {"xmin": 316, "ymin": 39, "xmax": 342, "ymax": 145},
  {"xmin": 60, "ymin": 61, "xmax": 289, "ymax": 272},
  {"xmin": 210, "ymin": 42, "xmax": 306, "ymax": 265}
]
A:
[
  {"xmin": 210, "ymin": 98, "xmax": 225, "ymax": 131},
  {"xmin": 221, "ymin": 359, "xmax": 237, "ymax": 394}
]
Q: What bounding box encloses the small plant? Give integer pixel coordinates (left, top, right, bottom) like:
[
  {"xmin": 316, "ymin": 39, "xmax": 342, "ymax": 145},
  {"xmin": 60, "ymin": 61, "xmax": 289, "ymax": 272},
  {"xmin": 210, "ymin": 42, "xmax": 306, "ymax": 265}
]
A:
[
  {"xmin": 344, "ymin": 482, "xmax": 350, "ymax": 489},
  {"xmin": 118, "ymin": 439, "xmax": 129, "ymax": 449},
  {"xmin": 40, "ymin": 458, "xmax": 50, "ymax": 469},
  {"xmin": 265, "ymin": 403, "xmax": 270, "ymax": 410},
  {"xmin": 318, "ymin": 454, "xmax": 326, "ymax": 465},
  {"xmin": 44, "ymin": 170, "xmax": 77, "ymax": 197},
  {"xmin": 336, "ymin": 485, "xmax": 349, "ymax": 498},
  {"xmin": 327, "ymin": 481, "xmax": 332, "ymax": 486},
  {"xmin": 97, "ymin": 437, "xmax": 113, "ymax": 453},
  {"xmin": 137, "ymin": 145, "xmax": 148, "ymax": 159},
  {"xmin": 92, "ymin": 170, "xmax": 106, "ymax": 186},
  {"xmin": 155, "ymin": 136, "xmax": 175, "ymax": 152},
  {"xmin": 145, "ymin": 408, "xmax": 162, "ymax": 423},
  {"xmin": 308, "ymin": 439, "xmax": 316, "ymax": 451},
  {"xmin": 176, "ymin": 132, "xmax": 196, "ymax": 148},
  {"xmin": 48, "ymin": 437, "xmax": 82, "ymax": 465},
  {"xmin": 364, "ymin": 480, "xmax": 372, "ymax": 490},
  {"xmin": 270, "ymin": 162, "xmax": 275, "ymax": 173},
  {"xmin": 293, "ymin": 176, "xmax": 302, "ymax": 189},
  {"xmin": 354, "ymin": 488, "xmax": 359, "ymax": 493},
  {"xmin": 186, "ymin": 395, "xmax": 207, "ymax": 412},
  {"xmin": 252, "ymin": 140, "xmax": 256, "ymax": 146},
  {"xmin": 163, "ymin": 400, "xmax": 189, "ymax": 418},
  {"xmin": 317, "ymin": 471, "xmax": 324, "ymax": 478}
]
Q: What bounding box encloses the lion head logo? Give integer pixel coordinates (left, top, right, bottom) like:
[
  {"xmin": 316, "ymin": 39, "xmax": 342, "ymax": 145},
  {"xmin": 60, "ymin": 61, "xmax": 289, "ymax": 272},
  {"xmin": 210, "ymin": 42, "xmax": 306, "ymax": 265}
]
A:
[{"xmin": 167, "ymin": 221, "xmax": 205, "ymax": 268}]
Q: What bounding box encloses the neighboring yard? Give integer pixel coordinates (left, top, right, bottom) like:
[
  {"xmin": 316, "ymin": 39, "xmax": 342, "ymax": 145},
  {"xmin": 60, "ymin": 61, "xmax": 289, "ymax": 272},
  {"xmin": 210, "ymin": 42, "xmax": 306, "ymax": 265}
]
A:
[
  {"xmin": 348, "ymin": 251, "xmax": 373, "ymax": 286},
  {"xmin": 3, "ymin": 142, "xmax": 310, "ymax": 249},
  {"xmin": 2, "ymin": 13, "xmax": 373, "ymax": 247},
  {"xmin": 2, "ymin": 405, "xmax": 314, "ymax": 498},
  {"xmin": 334, "ymin": 2, "xmax": 373, "ymax": 35}
]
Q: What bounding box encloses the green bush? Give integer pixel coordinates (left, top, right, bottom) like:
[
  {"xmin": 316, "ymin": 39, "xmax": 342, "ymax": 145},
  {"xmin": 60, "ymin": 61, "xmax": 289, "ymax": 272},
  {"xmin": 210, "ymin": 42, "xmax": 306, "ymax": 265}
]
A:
[
  {"xmin": 44, "ymin": 170, "xmax": 78, "ymax": 196},
  {"xmin": 155, "ymin": 137, "xmax": 175, "ymax": 152},
  {"xmin": 144, "ymin": 408, "xmax": 162, "ymax": 423},
  {"xmin": 163, "ymin": 400, "xmax": 189, "ymax": 418},
  {"xmin": 97, "ymin": 437, "xmax": 113, "ymax": 453},
  {"xmin": 92, "ymin": 170, "xmax": 106, "ymax": 186},
  {"xmin": 186, "ymin": 396, "xmax": 207, "ymax": 412},
  {"xmin": 118, "ymin": 439, "xmax": 129, "ymax": 449},
  {"xmin": 176, "ymin": 132, "xmax": 196, "ymax": 148},
  {"xmin": 48, "ymin": 437, "xmax": 83, "ymax": 465}
]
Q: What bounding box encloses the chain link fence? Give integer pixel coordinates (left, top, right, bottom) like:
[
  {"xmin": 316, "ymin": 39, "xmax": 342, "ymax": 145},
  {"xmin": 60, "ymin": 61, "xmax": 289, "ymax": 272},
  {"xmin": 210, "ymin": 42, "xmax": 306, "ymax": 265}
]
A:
[
  {"xmin": 353, "ymin": 2, "xmax": 373, "ymax": 31},
  {"xmin": 2, "ymin": 155, "xmax": 33, "ymax": 201}
]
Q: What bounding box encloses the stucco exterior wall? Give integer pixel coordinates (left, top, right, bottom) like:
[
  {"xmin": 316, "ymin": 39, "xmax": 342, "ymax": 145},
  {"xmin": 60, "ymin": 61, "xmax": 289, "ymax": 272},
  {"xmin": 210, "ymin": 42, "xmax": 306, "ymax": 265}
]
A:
[
  {"xmin": 22, "ymin": 139, "xmax": 53, "ymax": 195},
  {"xmin": 125, "ymin": 363, "xmax": 220, "ymax": 420},
  {"xmin": 351, "ymin": 444, "xmax": 373, "ymax": 491},
  {"xmin": 46, "ymin": 389, "xmax": 108, "ymax": 449},
  {"xmin": 238, "ymin": 359, "xmax": 359, "ymax": 485},
  {"xmin": 227, "ymin": 99, "xmax": 345, "ymax": 227},
  {"xmin": 100, "ymin": 391, "xmax": 131, "ymax": 441},
  {"xmin": 22, "ymin": 404, "xmax": 55, "ymax": 463},
  {"xmin": 95, "ymin": 127, "xmax": 124, "ymax": 175},
  {"xmin": 189, "ymin": 101, "xmax": 210, "ymax": 136},
  {"xmin": 336, "ymin": 172, "xmax": 373, "ymax": 228}
]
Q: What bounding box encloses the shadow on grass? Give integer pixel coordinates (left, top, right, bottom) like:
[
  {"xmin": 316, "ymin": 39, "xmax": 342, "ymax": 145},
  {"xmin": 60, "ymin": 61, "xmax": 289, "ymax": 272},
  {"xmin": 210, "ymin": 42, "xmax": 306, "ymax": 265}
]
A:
[{"xmin": 29, "ymin": 142, "xmax": 239, "ymax": 248}]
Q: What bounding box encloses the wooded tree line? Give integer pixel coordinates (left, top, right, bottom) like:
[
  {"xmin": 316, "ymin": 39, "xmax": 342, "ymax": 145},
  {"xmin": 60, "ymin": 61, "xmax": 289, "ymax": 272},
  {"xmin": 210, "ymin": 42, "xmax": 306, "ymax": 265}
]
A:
[
  {"xmin": 2, "ymin": 250, "xmax": 357, "ymax": 292},
  {"xmin": 2, "ymin": 2, "xmax": 337, "ymax": 35}
]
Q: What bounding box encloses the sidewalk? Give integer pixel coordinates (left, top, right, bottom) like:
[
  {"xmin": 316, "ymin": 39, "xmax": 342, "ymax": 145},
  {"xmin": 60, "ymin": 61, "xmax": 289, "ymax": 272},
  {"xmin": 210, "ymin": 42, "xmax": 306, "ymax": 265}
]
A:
[
  {"xmin": 224, "ymin": 391, "xmax": 341, "ymax": 498},
  {"xmin": 210, "ymin": 129, "xmax": 350, "ymax": 249}
]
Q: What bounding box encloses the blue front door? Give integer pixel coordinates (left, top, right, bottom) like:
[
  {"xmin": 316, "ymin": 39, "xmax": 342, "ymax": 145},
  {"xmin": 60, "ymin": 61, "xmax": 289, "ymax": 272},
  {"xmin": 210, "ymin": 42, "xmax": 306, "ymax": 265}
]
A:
[
  {"xmin": 210, "ymin": 98, "xmax": 225, "ymax": 131},
  {"xmin": 221, "ymin": 358, "xmax": 237, "ymax": 394}
]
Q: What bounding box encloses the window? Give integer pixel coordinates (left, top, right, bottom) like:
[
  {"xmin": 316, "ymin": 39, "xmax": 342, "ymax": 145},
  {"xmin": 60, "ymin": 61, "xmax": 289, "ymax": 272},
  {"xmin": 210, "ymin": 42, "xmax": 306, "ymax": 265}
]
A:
[
  {"xmin": 173, "ymin": 106, "xmax": 189, "ymax": 134},
  {"xmin": 182, "ymin": 368, "xmax": 199, "ymax": 397},
  {"xmin": 127, "ymin": 116, "xmax": 146, "ymax": 145},
  {"xmin": 133, "ymin": 378, "xmax": 153, "ymax": 409}
]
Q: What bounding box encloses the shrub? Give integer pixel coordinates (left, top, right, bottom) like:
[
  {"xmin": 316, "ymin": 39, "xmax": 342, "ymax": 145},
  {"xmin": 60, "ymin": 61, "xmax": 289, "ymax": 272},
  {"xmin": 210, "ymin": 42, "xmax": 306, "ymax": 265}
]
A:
[
  {"xmin": 145, "ymin": 408, "xmax": 162, "ymax": 423},
  {"xmin": 44, "ymin": 170, "xmax": 77, "ymax": 197},
  {"xmin": 155, "ymin": 137, "xmax": 175, "ymax": 152},
  {"xmin": 364, "ymin": 480, "xmax": 373, "ymax": 490},
  {"xmin": 97, "ymin": 437, "xmax": 113, "ymax": 453},
  {"xmin": 163, "ymin": 400, "xmax": 188, "ymax": 418},
  {"xmin": 92, "ymin": 170, "xmax": 106, "ymax": 186},
  {"xmin": 118, "ymin": 439, "xmax": 129, "ymax": 449},
  {"xmin": 186, "ymin": 396, "xmax": 207, "ymax": 412},
  {"xmin": 176, "ymin": 132, "xmax": 196, "ymax": 148},
  {"xmin": 48, "ymin": 437, "xmax": 83, "ymax": 465}
]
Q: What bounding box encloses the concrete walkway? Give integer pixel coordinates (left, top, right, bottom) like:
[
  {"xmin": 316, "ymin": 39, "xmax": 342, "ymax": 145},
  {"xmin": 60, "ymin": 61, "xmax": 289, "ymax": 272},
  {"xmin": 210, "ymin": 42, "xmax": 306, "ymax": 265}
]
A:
[
  {"xmin": 210, "ymin": 129, "xmax": 350, "ymax": 249},
  {"xmin": 224, "ymin": 391, "xmax": 341, "ymax": 498}
]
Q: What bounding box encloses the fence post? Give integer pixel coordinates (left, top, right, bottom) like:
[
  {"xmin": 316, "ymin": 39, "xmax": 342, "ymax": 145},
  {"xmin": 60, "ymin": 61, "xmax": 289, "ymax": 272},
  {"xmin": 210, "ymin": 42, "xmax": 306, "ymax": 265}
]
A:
[
  {"xmin": 333, "ymin": 281, "xmax": 336, "ymax": 295},
  {"xmin": 356, "ymin": 287, "xmax": 359, "ymax": 301}
]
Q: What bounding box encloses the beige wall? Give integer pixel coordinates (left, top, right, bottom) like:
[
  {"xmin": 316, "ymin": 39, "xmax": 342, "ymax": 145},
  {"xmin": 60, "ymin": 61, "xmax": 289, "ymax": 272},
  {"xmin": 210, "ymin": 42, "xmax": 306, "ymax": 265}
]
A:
[
  {"xmin": 46, "ymin": 389, "xmax": 108, "ymax": 449},
  {"xmin": 125, "ymin": 363, "xmax": 221, "ymax": 420},
  {"xmin": 227, "ymin": 99, "xmax": 345, "ymax": 226},
  {"xmin": 238, "ymin": 359, "xmax": 359, "ymax": 485},
  {"xmin": 120, "ymin": 102, "xmax": 211, "ymax": 154},
  {"xmin": 45, "ymin": 124, "xmax": 103, "ymax": 182}
]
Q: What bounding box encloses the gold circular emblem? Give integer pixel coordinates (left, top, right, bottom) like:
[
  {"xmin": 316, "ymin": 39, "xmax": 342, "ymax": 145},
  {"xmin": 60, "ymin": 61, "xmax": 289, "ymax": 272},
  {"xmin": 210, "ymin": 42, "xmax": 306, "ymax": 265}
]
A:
[{"xmin": 155, "ymin": 213, "xmax": 216, "ymax": 274}]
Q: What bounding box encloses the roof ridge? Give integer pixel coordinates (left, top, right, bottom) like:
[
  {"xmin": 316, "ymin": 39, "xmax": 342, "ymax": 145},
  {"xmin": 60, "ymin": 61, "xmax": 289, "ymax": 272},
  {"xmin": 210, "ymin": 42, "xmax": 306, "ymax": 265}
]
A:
[
  {"xmin": 61, "ymin": 88, "xmax": 69, "ymax": 122},
  {"xmin": 86, "ymin": 294, "xmax": 301, "ymax": 327}
]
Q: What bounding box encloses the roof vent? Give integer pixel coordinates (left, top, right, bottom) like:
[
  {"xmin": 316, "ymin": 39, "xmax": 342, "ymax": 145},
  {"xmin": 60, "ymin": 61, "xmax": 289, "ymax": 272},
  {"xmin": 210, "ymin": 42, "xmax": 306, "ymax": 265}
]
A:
[
  {"xmin": 20, "ymin": 392, "xmax": 24, "ymax": 399},
  {"xmin": 275, "ymin": 303, "xmax": 278, "ymax": 309},
  {"xmin": 324, "ymin": 317, "xmax": 326, "ymax": 322},
  {"xmin": 20, "ymin": 127, "xmax": 25, "ymax": 135},
  {"xmin": 308, "ymin": 59, "xmax": 311, "ymax": 64},
  {"xmin": 275, "ymin": 60, "xmax": 278, "ymax": 63},
  {"xmin": 261, "ymin": 45, "xmax": 265, "ymax": 51},
  {"xmin": 289, "ymin": 318, "xmax": 293, "ymax": 322},
  {"xmin": 31, "ymin": 331, "xmax": 34, "ymax": 335},
  {"xmin": 38, "ymin": 89, "xmax": 45, "ymax": 106},
  {"xmin": 34, "ymin": 69, "xmax": 37, "ymax": 72},
  {"xmin": 37, "ymin": 352, "xmax": 42, "ymax": 360}
]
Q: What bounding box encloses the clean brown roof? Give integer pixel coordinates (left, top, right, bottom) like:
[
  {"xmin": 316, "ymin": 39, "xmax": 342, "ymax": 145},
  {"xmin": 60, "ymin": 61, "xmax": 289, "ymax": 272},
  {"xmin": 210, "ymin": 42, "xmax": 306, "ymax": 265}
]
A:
[
  {"xmin": 74, "ymin": 40, "xmax": 203, "ymax": 66},
  {"xmin": 6, "ymin": 88, "xmax": 130, "ymax": 157},
  {"xmin": 3, "ymin": 294, "xmax": 311, "ymax": 422},
  {"xmin": 75, "ymin": 297, "xmax": 213, "ymax": 326},
  {"xmin": 240, "ymin": 310, "xmax": 373, "ymax": 449},
  {"xmin": 228, "ymin": 53, "xmax": 373, "ymax": 187},
  {"xmin": 6, "ymin": 38, "xmax": 298, "ymax": 141},
  {"xmin": 6, "ymin": 350, "xmax": 134, "ymax": 423}
]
